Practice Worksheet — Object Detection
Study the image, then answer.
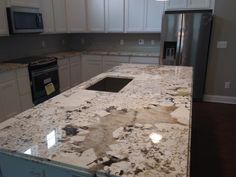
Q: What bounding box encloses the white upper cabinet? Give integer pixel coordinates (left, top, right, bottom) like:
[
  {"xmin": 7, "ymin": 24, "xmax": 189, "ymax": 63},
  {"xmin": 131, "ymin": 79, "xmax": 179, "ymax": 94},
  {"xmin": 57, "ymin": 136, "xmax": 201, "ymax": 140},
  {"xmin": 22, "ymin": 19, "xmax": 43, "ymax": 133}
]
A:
[
  {"xmin": 187, "ymin": 0, "xmax": 211, "ymax": 9},
  {"xmin": 66, "ymin": 0, "xmax": 87, "ymax": 33},
  {"xmin": 144, "ymin": 0, "xmax": 164, "ymax": 32},
  {"xmin": 165, "ymin": 0, "xmax": 187, "ymax": 9},
  {"xmin": 105, "ymin": 0, "xmax": 124, "ymax": 33},
  {"xmin": 41, "ymin": 0, "xmax": 55, "ymax": 33},
  {"xmin": 87, "ymin": 0, "xmax": 105, "ymax": 32},
  {"xmin": 8, "ymin": 0, "xmax": 40, "ymax": 8},
  {"xmin": 125, "ymin": 0, "xmax": 145, "ymax": 32},
  {"xmin": 53, "ymin": 0, "xmax": 67, "ymax": 33},
  {"xmin": 165, "ymin": 0, "xmax": 214, "ymax": 10},
  {"xmin": 0, "ymin": 1, "xmax": 8, "ymax": 36}
]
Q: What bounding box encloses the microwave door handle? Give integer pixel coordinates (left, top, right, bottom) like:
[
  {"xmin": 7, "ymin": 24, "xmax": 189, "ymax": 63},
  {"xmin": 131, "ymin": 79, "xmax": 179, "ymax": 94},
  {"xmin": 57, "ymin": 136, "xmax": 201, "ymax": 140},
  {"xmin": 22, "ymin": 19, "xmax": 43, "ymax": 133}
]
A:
[{"xmin": 36, "ymin": 14, "xmax": 42, "ymax": 28}]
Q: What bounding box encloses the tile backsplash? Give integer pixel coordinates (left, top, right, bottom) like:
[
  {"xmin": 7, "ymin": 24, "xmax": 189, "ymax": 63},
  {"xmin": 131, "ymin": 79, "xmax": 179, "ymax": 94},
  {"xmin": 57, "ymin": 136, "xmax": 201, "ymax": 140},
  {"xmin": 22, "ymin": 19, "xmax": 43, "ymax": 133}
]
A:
[
  {"xmin": 0, "ymin": 34, "xmax": 69, "ymax": 62},
  {"xmin": 0, "ymin": 33, "xmax": 160, "ymax": 62}
]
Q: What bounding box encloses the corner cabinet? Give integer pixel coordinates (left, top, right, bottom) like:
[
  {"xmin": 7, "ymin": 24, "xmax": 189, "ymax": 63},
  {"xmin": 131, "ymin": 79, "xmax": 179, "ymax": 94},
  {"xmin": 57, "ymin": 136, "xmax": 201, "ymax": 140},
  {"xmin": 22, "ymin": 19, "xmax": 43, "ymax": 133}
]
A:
[
  {"xmin": 66, "ymin": 0, "xmax": 87, "ymax": 33},
  {"xmin": 105, "ymin": 0, "xmax": 124, "ymax": 33},
  {"xmin": 40, "ymin": 0, "xmax": 55, "ymax": 33},
  {"xmin": 87, "ymin": 0, "xmax": 105, "ymax": 32},
  {"xmin": 0, "ymin": 0, "xmax": 9, "ymax": 36},
  {"xmin": 52, "ymin": 0, "xmax": 67, "ymax": 33}
]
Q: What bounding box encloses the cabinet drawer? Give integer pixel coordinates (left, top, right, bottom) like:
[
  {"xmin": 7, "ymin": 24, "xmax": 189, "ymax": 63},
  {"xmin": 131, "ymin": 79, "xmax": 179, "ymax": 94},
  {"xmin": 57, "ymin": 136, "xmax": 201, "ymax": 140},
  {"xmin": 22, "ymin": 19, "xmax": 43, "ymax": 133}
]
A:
[
  {"xmin": 103, "ymin": 56, "xmax": 129, "ymax": 63},
  {"xmin": 58, "ymin": 58, "xmax": 69, "ymax": 67},
  {"xmin": 130, "ymin": 57, "xmax": 159, "ymax": 64},
  {"xmin": 69, "ymin": 56, "xmax": 81, "ymax": 64},
  {"xmin": 0, "ymin": 70, "xmax": 16, "ymax": 83}
]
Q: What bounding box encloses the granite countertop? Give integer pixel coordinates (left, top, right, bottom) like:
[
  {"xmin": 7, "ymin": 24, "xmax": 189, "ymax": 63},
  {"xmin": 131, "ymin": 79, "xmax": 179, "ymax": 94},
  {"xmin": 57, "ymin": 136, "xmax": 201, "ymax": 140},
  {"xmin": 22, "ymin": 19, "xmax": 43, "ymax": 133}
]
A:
[
  {"xmin": 0, "ymin": 63, "xmax": 28, "ymax": 73},
  {"xmin": 0, "ymin": 64, "xmax": 192, "ymax": 177},
  {"xmin": 47, "ymin": 50, "xmax": 160, "ymax": 59}
]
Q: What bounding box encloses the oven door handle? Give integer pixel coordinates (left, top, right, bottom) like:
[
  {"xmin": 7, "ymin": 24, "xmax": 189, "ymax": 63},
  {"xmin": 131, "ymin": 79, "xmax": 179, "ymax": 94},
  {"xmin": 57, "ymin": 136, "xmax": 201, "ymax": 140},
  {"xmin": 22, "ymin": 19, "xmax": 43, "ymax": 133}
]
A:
[{"xmin": 31, "ymin": 66, "xmax": 58, "ymax": 77}]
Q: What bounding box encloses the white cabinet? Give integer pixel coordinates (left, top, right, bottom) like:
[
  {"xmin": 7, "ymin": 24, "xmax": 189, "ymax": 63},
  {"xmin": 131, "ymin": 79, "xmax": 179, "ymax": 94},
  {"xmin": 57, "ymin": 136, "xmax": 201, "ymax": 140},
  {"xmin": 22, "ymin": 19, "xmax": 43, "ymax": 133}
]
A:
[
  {"xmin": 130, "ymin": 56, "xmax": 159, "ymax": 64},
  {"xmin": 0, "ymin": 71, "xmax": 21, "ymax": 123},
  {"xmin": 165, "ymin": 0, "xmax": 213, "ymax": 10},
  {"xmin": 125, "ymin": 0, "xmax": 164, "ymax": 33},
  {"xmin": 0, "ymin": 0, "xmax": 8, "ymax": 36},
  {"xmin": 103, "ymin": 56, "xmax": 129, "ymax": 71},
  {"xmin": 8, "ymin": 0, "xmax": 40, "ymax": 8},
  {"xmin": 87, "ymin": 0, "xmax": 105, "ymax": 32},
  {"xmin": 66, "ymin": 0, "xmax": 87, "ymax": 33},
  {"xmin": 144, "ymin": 0, "xmax": 164, "ymax": 32},
  {"xmin": 105, "ymin": 0, "xmax": 124, "ymax": 33},
  {"xmin": 16, "ymin": 68, "xmax": 33, "ymax": 112},
  {"xmin": 69, "ymin": 56, "xmax": 82, "ymax": 87},
  {"xmin": 58, "ymin": 59, "xmax": 70, "ymax": 92},
  {"xmin": 82, "ymin": 55, "xmax": 103, "ymax": 81},
  {"xmin": 53, "ymin": 0, "xmax": 67, "ymax": 33},
  {"xmin": 187, "ymin": 0, "xmax": 211, "ymax": 9},
  {"xmin": 165, "ymin": 0, "xmax": 187, "ymax": 9},
  {"xmin": 125, "ymin": 0, "xmax": 145, "ymax": 32},
  {"xmin": 41, "ymin": 0, "xmax": 55, "ymax": 33}
]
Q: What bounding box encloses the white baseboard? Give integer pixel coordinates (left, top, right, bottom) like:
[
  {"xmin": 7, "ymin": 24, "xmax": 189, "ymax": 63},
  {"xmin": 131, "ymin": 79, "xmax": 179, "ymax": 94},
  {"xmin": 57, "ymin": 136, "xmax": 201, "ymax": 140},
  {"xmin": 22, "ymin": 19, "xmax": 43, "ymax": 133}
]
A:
[{"xmin": 204, "ymin": 95, "xmax": 236, "ymax": 105}]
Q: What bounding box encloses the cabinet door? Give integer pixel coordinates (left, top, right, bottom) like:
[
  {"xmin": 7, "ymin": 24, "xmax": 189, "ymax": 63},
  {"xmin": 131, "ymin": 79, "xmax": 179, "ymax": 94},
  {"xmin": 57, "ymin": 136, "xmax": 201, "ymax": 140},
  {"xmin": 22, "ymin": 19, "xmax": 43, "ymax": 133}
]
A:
[
  {"xmin": 103, "ymin": 56, "xmax": 129, "ymax": 71},
  {"xmin": 105, "ymin": 0, "xmax": 124, "ymax": 32},
  {"xmin": 87, "ymin": 0, "xmax": 105, "ymax": 32},
  {"xmin": 187, "ymin": 0, "xmax": 211, "ymax": 9},
  {"xmin": 41, "ymin": 0, "xmax": 55, "ymax": 33},
  {"xmin": 53, "ymin": 0, "xmax": 67, "ymax": 33},
  {"xmin": 125, "ymin": 0, "xmax": 145, "ymax": 32},
  {"xmin": 0, "ymin": 1, "xmax": 8, "ymax": 36},
  {"xmin": 70, "ymin": 56, "xmax": 81, "ymax": 87},
  {"xmin": 165, "ymin": 0, "xmax": 187, "ymax": 9},
  {"xmin": 144, "ymin": 0, "xmax": 164, "ymax": 32},
  {"xmin": 59, "ymin": 66, "xmax": 71, "ymax": 92},
  {"xmin": 82, "ymin": 55, "xmax": 103, "ymax": 81},
  {"xmin": 0, "ymin": 80, "xmax": 21, "ymax": 122},
  {"xmin": 9, "ymin": 0, "xmax": 40, "ymax": 8},
  {"xmin": 130, "ymin": 56, "xmax": 159, "ymax": 64},
  {"xmin": 66, "ymin": 0, "xmax": 87, "ymax": 33}
]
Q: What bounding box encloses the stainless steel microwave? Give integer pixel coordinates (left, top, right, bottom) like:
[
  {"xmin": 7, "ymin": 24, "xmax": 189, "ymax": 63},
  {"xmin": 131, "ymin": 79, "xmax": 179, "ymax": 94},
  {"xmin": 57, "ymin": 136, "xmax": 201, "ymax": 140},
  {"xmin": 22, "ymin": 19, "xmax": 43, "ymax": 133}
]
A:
[{"xmin": 7, "ymin": 7, "xmax": 44, "ymax": 34}]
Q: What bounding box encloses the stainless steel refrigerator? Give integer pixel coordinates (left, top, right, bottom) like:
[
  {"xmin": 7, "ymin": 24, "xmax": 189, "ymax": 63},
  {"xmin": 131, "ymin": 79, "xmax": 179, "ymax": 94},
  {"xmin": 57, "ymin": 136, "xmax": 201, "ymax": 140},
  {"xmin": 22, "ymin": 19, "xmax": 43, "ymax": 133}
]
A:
[{"xmin": 160, "ymin": 10, "xmax": 213, "ymax": 100}]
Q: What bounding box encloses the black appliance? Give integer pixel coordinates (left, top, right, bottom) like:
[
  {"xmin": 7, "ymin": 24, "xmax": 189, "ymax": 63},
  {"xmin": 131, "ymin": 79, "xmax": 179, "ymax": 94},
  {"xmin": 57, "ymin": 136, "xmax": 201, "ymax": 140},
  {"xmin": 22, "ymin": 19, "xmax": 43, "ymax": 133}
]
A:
[
  {"xmin": 6, "ymin": 56, "xmax": 60, "ymax": 105},
  {"xmin": 7, "ymin": 6, "xmax": 43, "ymax": 34}
]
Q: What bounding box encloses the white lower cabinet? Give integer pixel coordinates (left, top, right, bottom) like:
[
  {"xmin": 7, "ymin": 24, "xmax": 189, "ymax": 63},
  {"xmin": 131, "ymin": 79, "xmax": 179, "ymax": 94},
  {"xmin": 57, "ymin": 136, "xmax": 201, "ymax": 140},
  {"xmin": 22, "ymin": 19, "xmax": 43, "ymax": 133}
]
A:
[
  {"xmin": 103, "ymin": 56, "xmax": 129, "ymax": 72},
  {"xmin": 130, "ymin": 56, "xmax": 159, "ymax": 64},
  {"xmin": 82, "ymin": 55, "xmax": 103, "ymax": 81},
  {"xmin": 0, "ymin": 74, "xmax": 21, "ymax": 122},
  {"xmin": 58, "ymin": 58, "xmax": 71, "ymax": 92},
  {"xmin": 70, "ymin": 56, "xmax": 82, "ymax": 87}
]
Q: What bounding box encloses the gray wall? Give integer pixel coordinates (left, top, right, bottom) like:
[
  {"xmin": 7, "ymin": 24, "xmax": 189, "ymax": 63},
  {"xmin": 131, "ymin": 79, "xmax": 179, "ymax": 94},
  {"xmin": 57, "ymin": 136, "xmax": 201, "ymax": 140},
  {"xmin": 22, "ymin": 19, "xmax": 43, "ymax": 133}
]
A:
[
  {"xmin": 205, "ymin": 0, "xmax": 236, "ymax": 97},
  {"xmin": 0, "ymin": 34, "xmax": 69, "ymax": 62},
  {"xmin": 68, "ymin": 33, "xmax": 160, "ymax": 53}
]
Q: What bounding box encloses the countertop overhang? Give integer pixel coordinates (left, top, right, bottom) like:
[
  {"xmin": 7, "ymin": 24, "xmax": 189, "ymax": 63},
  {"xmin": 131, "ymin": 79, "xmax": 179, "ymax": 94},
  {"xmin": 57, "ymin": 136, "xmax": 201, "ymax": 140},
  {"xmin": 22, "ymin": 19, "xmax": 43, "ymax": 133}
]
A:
[{"xmin": 0, "ymin": 64, "xmax": 193, "ymax": 177}]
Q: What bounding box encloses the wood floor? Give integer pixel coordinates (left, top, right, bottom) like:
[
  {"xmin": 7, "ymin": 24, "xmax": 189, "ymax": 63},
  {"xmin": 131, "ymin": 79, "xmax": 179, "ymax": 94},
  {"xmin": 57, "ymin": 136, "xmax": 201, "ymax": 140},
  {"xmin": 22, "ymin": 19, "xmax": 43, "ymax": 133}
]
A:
[{"xmin": 191, "ymin": 102, "xmax": 236, "ymax": 177}]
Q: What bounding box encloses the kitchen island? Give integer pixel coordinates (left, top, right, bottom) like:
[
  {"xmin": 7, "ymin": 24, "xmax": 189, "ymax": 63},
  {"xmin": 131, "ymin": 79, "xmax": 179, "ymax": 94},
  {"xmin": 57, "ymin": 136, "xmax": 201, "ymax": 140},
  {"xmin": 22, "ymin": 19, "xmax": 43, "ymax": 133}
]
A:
[{"xmin": 0, "ymin": 64, "xmax": 192, "ymax": 177}]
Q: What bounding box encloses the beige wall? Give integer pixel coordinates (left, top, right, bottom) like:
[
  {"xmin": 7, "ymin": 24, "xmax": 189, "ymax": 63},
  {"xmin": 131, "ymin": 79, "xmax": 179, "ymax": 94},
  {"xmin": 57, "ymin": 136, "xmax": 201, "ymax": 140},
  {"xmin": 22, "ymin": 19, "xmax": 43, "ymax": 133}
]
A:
[{"xmin": 205, "ymin": 0, "xmax": 236, "ymax": 97}]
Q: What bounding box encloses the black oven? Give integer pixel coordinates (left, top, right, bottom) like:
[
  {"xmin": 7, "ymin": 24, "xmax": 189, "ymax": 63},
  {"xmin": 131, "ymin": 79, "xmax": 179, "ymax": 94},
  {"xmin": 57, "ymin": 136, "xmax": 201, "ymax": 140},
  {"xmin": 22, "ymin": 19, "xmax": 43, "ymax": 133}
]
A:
[
  {"xmin": 29, "ymin": 61, "xmax": 60, "ymax": 105},
  {"xmin": 7, "ymin": 6, "xmax": 43, "ymax": 34}
]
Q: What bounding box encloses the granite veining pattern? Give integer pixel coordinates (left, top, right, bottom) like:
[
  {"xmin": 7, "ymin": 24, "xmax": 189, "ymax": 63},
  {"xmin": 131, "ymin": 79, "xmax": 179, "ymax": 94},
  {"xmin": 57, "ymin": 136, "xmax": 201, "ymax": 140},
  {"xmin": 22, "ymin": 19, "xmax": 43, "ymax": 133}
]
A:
[{"xmin": 0, "ymin": 64, "xmax": 192, "ymax": 177}]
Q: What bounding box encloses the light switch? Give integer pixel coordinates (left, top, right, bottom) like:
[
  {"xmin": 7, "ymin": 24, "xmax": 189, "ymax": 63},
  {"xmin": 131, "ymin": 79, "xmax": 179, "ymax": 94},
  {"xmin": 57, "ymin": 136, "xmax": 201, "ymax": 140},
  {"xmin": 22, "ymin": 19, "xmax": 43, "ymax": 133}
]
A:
[{"xmin": 217, "ymin": 41, "xmax": 227, "ymax": 49}]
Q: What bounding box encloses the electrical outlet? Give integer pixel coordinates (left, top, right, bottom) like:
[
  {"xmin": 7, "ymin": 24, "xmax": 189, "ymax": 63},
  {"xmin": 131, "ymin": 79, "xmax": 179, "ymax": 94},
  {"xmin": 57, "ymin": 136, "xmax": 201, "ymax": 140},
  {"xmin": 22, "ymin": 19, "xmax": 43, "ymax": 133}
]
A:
[
  {"xmin": 217, "ymin": 41, "xmax": 227, "ymax": 49},
  {"xmin": 138, "ymin": 39, "xmax": 144, "ymax": 45},
  {"xmin": 81, "ymin": 39, "xmax": 85, "ymax": 45},
  {"xmin": 120, "ymin": 39, "xmax": 124, "ymax": 45},
  {"xmin": 225, "ymin": 82, "xmax": 231, "ymax": 89},
  {"xmin": 41, "ymin": 40, "xmax": 45, "ymax": 48},
  {"xmin": 61, "ymin": 39, "xmax": 65, "ymax": 45},
  {"xmin": 151, "ymin": 40, "xmax": 155, "ymax": 45}
]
